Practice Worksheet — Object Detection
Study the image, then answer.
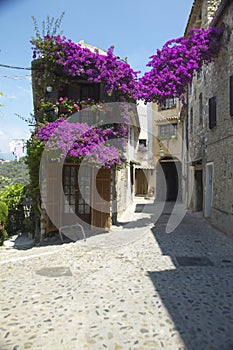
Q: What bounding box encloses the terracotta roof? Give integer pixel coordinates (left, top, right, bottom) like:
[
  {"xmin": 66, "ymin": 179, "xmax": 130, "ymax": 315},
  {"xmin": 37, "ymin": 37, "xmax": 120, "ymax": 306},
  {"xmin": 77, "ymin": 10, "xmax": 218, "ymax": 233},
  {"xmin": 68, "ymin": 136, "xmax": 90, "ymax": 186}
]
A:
[{"xmin": 156, "ymin": 116, "xmax": 179, "ymax": 123}]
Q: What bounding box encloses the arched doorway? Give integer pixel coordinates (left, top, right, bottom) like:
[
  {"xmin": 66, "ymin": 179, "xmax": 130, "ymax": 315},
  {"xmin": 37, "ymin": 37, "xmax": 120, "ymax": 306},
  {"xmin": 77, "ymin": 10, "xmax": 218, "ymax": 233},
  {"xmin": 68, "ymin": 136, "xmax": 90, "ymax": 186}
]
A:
[{"xmin": 156, "ymin": 157, "xmax": 182, "ymax": 202}]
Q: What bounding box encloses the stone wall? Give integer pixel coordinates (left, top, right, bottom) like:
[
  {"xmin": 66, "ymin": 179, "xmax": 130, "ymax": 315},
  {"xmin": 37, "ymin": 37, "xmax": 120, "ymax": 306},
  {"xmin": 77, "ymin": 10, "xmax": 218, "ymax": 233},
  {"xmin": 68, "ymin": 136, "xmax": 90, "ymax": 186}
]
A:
[
  {"xmin": 115, "ymin": 166, "xmax": 130, "ymax": 219},
  {"xmin": 185, "ymin": 0, "xmax": 233, "ymax": 234},
  {"xmin": 205, "ymin": 0, "xmax": 233, "ymax": 233}
]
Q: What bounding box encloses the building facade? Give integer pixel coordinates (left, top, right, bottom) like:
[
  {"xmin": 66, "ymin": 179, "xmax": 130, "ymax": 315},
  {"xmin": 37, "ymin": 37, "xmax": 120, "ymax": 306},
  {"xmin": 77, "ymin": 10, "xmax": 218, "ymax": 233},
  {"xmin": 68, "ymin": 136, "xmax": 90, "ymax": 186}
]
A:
[
  {"xmin": 152, "ymin": 98, "xmax": 183, "ymax": 202},
  {"xmin": 183, "ymin": 0, "xmax": 233, "ymax": 235},
  {"xmin": 31, "ymin": 41, "xmax": 140, "ymax": 237},
  {"xmin": 134, "ymin": 101, "xmax": 156, "ymax": 197}
]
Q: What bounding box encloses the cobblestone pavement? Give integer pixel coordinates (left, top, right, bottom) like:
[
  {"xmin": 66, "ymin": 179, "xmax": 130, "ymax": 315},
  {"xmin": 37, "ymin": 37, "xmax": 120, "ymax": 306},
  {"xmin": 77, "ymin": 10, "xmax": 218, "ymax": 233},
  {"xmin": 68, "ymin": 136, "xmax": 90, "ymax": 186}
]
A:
[{"xmin": 1, "ymin": 199, "xmax": 233, "ymax": 350}]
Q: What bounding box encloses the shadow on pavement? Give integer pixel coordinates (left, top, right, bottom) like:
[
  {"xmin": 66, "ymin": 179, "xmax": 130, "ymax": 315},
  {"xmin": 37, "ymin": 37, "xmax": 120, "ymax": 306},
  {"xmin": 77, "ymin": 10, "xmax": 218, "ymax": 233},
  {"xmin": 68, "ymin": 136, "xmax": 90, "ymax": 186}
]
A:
[{"xmin": 148, "ymin": 202, "xmax": 233, "ymax": 350}]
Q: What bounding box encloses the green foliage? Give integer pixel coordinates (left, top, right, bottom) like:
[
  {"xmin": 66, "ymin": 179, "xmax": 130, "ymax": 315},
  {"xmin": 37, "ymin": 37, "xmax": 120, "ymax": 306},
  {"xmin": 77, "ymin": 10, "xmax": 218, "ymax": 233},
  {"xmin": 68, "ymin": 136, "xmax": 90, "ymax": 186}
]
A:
[
  {"xmin": 26, "ymin": 136, "xmax": 44, "ymax": 217},
  {"xmin": 0, "ymin": 201, "xmax": 8, "ymax": 245},
  {"xmin": 0, "ymin": 159, "xmax": 30, "ymax": 191},
  {"xmin": 0, "ymin": 184, "xmax": 25, "ymax": 234},
  {"xmin": 0, "ymin": 184, "xmax": 24, "ymax": 210},
  {"xmin": 0, "ymin": 201, "xmax": 8, "ymax": 225},
  {"xmin": 31, "ymin": 12, "xmax": 65, "ymax": 41}
]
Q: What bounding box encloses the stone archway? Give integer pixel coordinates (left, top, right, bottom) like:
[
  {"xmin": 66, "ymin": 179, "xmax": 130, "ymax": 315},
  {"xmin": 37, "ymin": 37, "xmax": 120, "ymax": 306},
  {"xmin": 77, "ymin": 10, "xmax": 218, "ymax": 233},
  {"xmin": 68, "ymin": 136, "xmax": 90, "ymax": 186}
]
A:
[{"xmin": 156, "ymin": 157, "xmax": 182, "ymax": 202}]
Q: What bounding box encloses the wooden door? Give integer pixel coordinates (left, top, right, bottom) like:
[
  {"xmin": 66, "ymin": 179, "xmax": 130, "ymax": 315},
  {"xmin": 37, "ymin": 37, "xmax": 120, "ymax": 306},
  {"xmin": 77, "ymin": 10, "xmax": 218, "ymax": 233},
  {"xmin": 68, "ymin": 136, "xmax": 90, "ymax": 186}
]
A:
[
  {"xmin": 92, "ymin": 168, "xmax": 111, "ymax": 230},
  {"xmin": 62, "ymin": 164, "xmax": 92, "ymax": 226},
  {"xmin": 46, "ymin": 162, "xmax": 62, "ymax": 233},
  {"xmin": 135, "ymin": 169, "xmax": 148, "ymax": 195}
]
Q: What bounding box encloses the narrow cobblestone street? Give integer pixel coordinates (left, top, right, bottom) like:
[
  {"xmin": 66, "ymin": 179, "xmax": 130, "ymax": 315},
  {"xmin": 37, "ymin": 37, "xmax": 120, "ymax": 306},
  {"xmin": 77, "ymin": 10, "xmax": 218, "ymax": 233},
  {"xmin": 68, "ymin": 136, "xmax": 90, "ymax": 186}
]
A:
[{"xmin": 1, "ymin": 199, "xmax": 233, "ymax": 350}]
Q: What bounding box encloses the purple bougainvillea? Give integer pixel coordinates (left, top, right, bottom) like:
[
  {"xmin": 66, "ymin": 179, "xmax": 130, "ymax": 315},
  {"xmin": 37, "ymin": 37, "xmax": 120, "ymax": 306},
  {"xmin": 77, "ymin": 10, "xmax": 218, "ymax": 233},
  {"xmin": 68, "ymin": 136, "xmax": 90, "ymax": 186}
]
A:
[
  {"xmin": 36, "ymin": 119, "xmax": 125, "ymax": 167},
  {"xmin": 32, "ymin": 27, "xmax": 223, "ymax": 166},
  {"xmin": 31, "ymin": 27, "xmax": 222, "ymax": 103},
  {"xmin": 137, "ymin": 27, "xmax": 222, "ymax": 103}
]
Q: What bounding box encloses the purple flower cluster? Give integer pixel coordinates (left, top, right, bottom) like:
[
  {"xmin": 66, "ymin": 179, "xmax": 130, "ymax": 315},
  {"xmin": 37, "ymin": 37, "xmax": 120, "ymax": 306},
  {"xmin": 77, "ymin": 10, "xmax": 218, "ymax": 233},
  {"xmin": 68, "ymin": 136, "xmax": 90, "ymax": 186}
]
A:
[
  {"xmin": 32, "ymin": 35, "xmax": 139, "ymax": 98},
  {"xmin": 31, "ymin": 27, "xmax": 222, "ymax": 103},
  {"xmin": 36, "ymin": 119, "xmax": 123, "ymax": 167},
  {"xmin": 138, "ymin": 27, "xmax": 222, "ymax": 103},
  {"xmin": 32, "ymin": 27, "xmax": 223, "ymax": 167}
]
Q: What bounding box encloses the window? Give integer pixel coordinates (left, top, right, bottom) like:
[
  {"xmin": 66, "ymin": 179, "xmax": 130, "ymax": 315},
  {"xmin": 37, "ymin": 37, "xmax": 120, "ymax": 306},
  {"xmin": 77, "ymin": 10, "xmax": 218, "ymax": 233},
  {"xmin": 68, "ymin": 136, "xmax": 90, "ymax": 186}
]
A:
[
  {"xmin": 199, "ymin": 93, "xmax": 203, "ymax": 125},
  {"xmin": 190, "ymin": 107, "xmax": 193, "ymax": 133},
  {"xmin": 188, "ymin": 83, "xmax": 192, "ymax": 95},
  {"xmin": 139, "ymin": 139, "xmax": 147, "ymax": 147},
  {"xmin": 230, "ymin": 75, "xmax": 233, "ymax": 117},
  {"xmin": 60, "ymin": 82, "xmax": 101, "ymax": 124},
  {"xmin": 160, "ymin": 97, "xmax": 176, "ymax": 109},
  {"xmin": 159, "ymin": 123, "xmax": 177, "ymax": 138},
  {"xmin": 61, "ymin": 82, "xmax": 100, "ymax": 102},
  {"xmin": 63, "ymin": 166, "xmax": 76, "ymax": 214},
  {"xmin": 209, "ymin": 96, "xmax": 217, "ymax": 129},
  {"xmin": 197, "ymin": 69, "xmax": 203, "ymax": 80},
  {"xmin": 198, "ymin": 10, "xmax": 202, "ymax": 21},
  {"xmin": 63, "ymin": 165, "xmax": 91, "ymax": 215}
]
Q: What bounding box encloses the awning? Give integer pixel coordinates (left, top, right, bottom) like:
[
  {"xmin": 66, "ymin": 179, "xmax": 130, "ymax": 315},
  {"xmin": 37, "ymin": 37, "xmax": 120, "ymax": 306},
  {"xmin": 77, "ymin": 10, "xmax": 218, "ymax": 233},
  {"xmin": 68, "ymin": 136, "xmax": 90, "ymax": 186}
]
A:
[
  {"xmin": 134, "ymin": 164, "xmax": 155, "ymax": 169},
  {"xmin": 156, "ymin": 116, "xmax": 179, "ymax": 123}
]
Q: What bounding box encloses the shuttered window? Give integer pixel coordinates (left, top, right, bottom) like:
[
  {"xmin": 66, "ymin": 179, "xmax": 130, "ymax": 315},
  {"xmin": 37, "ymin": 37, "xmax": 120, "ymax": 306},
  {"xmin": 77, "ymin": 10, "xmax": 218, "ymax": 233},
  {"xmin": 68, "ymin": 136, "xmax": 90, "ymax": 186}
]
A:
[
  {"xmin": 209, "ymin": 96, "xmax": 217, "ymax": 129},
  {"xmin": 61, "ymin": 82, "xmax": 100, "ymax": 102},
  {"xmin": 190, "ymin": 107, "xmax": 193, "ymax": 133},
  {"xmin": 230, "ymin": 75, "xmax": 233, "ymax": 117}
]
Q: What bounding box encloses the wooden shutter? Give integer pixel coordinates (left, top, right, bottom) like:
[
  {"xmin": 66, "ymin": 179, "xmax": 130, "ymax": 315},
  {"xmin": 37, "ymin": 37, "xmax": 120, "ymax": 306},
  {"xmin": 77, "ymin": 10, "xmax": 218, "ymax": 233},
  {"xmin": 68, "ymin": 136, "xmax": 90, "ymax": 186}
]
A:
[
  {"xmin": 46, "ymin": 162, "xmax": 62, "ymax": 233},
  {"xmin": 92, "ymin": 168, "xmax": 111, "ymax": 230},
  {"xmin": 209, "ymin": 96, "xmax": 217, "ymax": 129}
]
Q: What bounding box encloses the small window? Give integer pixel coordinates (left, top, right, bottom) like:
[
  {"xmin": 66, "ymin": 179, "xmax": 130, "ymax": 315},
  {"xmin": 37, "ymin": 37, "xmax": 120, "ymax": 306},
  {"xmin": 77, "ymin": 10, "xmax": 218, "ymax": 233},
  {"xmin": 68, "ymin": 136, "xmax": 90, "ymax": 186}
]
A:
[
  {"xmin": 160, "ymin": 98, "xmax": 176, "ymax": 109},
  {"xmin": 190, "ymin": 107, "xmax": 193, "ymax": 133},
  {"xmin": 188, "ymin": 83, "xmax": 192, "ymax": 95},
  {"xmin": 159, "ymin": 123, "xmax": 177, "ymax": 138},
  {"xmin": 198, "ymin": 10, "xmax": 202, "ymax": 20},
  {"xmin": 197, "ymin": 69, "xmax": 203, "ymax": 80},
  {"xmin": 139, "ymin": 139, "xmax": 147, "ymax": 147},
  {"xmin": 230, "ymin": 75, "xmax": 233, "ymax": 117},
  {"xmin": 209, "ymin": 96, "xmax": 217, "ymax": 129}
]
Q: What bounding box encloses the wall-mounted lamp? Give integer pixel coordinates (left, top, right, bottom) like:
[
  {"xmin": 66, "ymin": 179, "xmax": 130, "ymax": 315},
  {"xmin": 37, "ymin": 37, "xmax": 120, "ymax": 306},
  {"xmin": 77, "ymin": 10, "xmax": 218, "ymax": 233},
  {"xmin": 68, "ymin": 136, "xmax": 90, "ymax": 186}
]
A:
[
  {"xmin": 46, "ymin": 86, "xmax": 53, "ymax": 93},
  {"xmin": 159, "ymin": 148, "xmax": 164, "ymax": 157}
]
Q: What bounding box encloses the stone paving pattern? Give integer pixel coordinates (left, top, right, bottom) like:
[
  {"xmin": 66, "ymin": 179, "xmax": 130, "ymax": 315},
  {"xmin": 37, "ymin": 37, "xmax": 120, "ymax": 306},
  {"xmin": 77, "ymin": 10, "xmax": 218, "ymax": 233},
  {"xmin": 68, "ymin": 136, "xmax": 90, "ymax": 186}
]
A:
[{"xmin": 1, "ymin": 199, "xmax": 233, "ymax": 350}]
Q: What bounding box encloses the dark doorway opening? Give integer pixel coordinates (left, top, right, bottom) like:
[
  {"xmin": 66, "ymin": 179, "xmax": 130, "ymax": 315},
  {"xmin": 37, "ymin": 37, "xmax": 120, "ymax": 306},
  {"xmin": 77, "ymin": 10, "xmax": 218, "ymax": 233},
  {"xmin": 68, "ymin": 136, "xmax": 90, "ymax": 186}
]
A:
[
  {"xmin": 156, "ymin": 157, "xmax": 181, "ymax": 202},
  {"xmin": 194, "ymin": 169, "xmax": 203, "ymax": 211}
]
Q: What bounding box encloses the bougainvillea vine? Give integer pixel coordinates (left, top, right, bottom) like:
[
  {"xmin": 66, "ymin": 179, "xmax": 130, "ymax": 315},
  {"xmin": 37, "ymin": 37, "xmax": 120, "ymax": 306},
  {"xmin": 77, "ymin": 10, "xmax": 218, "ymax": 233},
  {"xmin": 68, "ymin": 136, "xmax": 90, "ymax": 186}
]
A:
[
  {"xmin": 30, "ymin": 26, "xmax": 223, "ymax": 166},
  {"xmin": 31, "ymin": 27, "xmax": 222, "ymax": 104},
  {"xmin": 36, "ymin": 119, "xmax": 125, "ymax": 168},
  {"xmin": 137, "ymin": 27, "xmax": 223, "ymax": 103}
]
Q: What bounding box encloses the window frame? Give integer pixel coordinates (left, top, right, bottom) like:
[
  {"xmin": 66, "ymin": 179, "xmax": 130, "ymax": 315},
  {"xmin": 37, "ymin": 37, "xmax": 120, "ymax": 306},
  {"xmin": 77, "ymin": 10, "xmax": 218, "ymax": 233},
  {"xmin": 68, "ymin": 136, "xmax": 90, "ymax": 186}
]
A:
[
  {"xmin": 209, "ymin": 96, "xmax": 217, "ymax": 129},
  {"xmin": 159, "ymin": 123, "xmax": 178, "ymax": 138}
]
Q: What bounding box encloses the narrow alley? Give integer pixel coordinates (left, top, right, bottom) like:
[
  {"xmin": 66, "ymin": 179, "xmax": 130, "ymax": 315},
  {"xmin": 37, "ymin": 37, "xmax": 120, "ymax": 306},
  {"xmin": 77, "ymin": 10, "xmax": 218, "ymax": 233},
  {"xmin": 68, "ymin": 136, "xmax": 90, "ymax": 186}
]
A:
[{"xmin": 1, "ymin": 199, "xmax": 233, "ymax": 350}]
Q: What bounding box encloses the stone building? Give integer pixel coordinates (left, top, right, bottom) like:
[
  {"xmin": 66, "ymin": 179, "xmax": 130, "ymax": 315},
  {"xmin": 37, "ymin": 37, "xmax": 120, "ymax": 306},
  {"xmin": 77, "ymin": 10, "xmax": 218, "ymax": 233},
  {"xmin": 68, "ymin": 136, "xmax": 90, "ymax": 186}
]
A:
[
  {"xmin": 182, "ymin": 0, "xmax": 233, "ymax": 235},
  {"xmin": 152, "ymin": 98, "xmax": 183, "ymax": 202},
  {"xmin": 134, "ymin": 101, "xmax": 156, "ymax": 197},
  {"xmin": 31, "ymin": 41, "xmax": 140, "ymax": 237}
]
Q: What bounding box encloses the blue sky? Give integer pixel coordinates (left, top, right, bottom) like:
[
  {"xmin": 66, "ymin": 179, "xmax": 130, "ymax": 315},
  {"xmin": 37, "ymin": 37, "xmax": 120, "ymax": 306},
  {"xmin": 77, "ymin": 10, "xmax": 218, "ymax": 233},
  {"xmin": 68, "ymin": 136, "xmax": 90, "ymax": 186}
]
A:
[{"xmin": 0, "ymin": 0, "xmax": 193, "ymax": 157}]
